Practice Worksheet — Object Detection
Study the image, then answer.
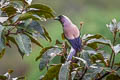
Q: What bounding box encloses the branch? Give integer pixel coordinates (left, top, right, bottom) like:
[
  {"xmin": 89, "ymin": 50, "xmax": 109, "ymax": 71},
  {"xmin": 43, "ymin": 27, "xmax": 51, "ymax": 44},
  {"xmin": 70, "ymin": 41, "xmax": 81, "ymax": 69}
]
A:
[
  {"xmin": 79, "ymin": 67, "xmax": 88, "ymax": 80},
  {"xmin": 95, "ymin": 67, "xmax": 120, "ymax": 80}
]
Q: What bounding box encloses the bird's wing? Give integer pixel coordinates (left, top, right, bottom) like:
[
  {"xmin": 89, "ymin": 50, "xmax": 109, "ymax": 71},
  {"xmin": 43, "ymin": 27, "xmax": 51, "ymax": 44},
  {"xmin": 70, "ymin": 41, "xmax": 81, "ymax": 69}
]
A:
[{"xmin": 67, "ymin": 36, "xmax": 82, "ymax": 51}]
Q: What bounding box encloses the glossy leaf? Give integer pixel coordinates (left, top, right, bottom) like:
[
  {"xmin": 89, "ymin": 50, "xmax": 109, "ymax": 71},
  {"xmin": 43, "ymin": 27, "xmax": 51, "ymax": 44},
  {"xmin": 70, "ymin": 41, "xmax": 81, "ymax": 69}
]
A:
[
  {"xmin": 0, "ymin": 49, "xmax": 5, "ymax": 59},
  {"xmin": 39, "ymin": 47, "xmax": 61, "ymax": 70},
  {"xmin": 15, "ymin": 34, "xmax": 32, "ymax": 57},
  {"xmin": 27, "ymin": 10, "xmax": 54, "ymax": 19},
  {"xmin": 27, "ymin": 4, "xmax": 54, "ymax": 13},
  {"xmin": 82, "ymin": 34, "xmax": 103, "ymax": 40},
  {"xmin": 86, "ymin": 38, "xmax": 112, "ymax": 47},
  {"xmin": 59, "ymin": 61, "xmax": 70, "ymax": 80},
  {"xmin": 42, "ymin": 64, "xmax": 62, "ymax": 80},
  {"xmin": 19, "ymin": 13, "xmax": 40, "ymax": 20}
]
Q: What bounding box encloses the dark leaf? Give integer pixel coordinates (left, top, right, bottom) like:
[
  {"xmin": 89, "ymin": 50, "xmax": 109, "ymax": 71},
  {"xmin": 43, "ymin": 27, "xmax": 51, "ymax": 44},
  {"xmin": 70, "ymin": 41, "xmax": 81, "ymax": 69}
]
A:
[
  {"xmin": 0, "ymin": 49, "xmax": 5, "ymax": 59},
  {"xmin": 106, "ymin": 74, "xmax": 120, "ymax": 80},
  {"xmin": 2, "ymin": 6, "xmax": 17, "ymax": 16},
  {"xmin": 42, "ymin": 64, "xmax": 62, "ymax": 80},
  {"xmin": 0, "ymin": 75, "xmax": 7, "ymax": 80},
  {"xmin": 61, "ymin": 33, "xmax": 65, "ymax": 40},
  {"xmin": 59, "ymin": 61, "xmax": 70, "ymax": 80}
]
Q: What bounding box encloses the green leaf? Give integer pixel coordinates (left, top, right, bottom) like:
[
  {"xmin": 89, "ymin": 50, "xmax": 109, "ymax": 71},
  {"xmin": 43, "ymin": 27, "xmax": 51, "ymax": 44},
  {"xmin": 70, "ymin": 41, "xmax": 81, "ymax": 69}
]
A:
[
  {"xmin": 82, "ymin": 34, "xmax": 103, "ymax": 40},
  {"xmin": 0, "ymin": 75, "xmax": 7, "ymax": 80},
  {"xmin": 113, "ymin": 44, "xmax": 120, "ymax": 55},
  {"xmin": 27, "ymin": 10, "xmax": 54, "ymax": 19},
  {"xmin": 27, "ymin": 4, "xmax": 54, "ymax": 13},
  {"xmin": 86, "ymin": 38, "xmax": 112, "ymax": 47},
  {"xmin": 36, "ymin": 46, "xmax": 53, "ymax": 61},
  {"xmin": 2, "ymin": 6, "xmax": 17, "ymax": 16},
  {"xmin": 42, "ymin": 64, "xmax": 62, "ymax": 80},
  {"xmin": 91, "ymin": 53, "xmax": 106, "ymax": 66},
  {"xmin": 28, "ymin": 21, "xmax": 51, "ymax": 41},
  {"xmin": 38, "ymin": 47, "xmax": 61, "ymax": 71},
  {"xmin": 19, "ymin": 13, "xmax": 40, "ymax": 20},
  {"xmin": 25, "ymin": 32, "xmax": 43, "ymax": 48},
  {"xmin": 106, "ymin": 74, "xmax": 120, "ymax": 80},
  {"xmin": 0, "ymin": 49, "xmax": 5, "ymax": 59},
  {"xmin": 0, "ymin": 25, "xmax": 5, "ymax": 53},
  {"xmin": 74, "ymin": 57, "xmax": 88, "ymax": 67},
  {"xmin": 59, "ymin": 61, "xmax": 70, "ymax": 80},
  {"xmin": 15, "ymin": 34, "xmax": 32, "ymax": 57},
  {"xmin": 42, "ymin": 26, "xmax": 52, "ymax": 42},
  {"xmin": 71, "ymin": 71, "xmax": 76, "ymax": 80}
]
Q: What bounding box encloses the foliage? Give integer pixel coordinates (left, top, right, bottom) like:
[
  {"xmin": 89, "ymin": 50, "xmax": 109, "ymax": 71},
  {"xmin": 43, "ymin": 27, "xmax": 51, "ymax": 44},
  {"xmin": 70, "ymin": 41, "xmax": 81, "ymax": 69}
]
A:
[
  {"xmin": 37, "ymin": 19, "xmax": 120, "ymax": 80},
  {"xmin": 1, "ymin": 0, "xmax": 120, "ymax": 80}
]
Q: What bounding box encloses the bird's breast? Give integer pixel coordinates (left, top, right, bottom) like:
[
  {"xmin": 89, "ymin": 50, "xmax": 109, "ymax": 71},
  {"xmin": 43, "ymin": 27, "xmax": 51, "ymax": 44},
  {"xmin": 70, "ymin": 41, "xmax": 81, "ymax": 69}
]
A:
[{"xmin": 63, "ymin": 25, "xmax": 80, "ymax": 39}]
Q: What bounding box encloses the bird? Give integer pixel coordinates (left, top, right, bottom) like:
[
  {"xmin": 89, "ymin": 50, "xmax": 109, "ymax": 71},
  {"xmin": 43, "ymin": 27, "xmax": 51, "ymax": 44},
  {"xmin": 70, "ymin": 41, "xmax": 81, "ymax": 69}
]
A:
[{"xmin": 55, "ymin": 15, "xmax": 82, "ymax": 61}]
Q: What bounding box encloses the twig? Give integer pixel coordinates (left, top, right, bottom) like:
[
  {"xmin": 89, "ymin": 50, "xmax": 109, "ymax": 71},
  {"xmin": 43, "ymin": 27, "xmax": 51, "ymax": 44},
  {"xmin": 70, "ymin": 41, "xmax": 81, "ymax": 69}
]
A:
[{"xmin": 79, "ymin": 67, "xmax": 87, "ymax": 80}]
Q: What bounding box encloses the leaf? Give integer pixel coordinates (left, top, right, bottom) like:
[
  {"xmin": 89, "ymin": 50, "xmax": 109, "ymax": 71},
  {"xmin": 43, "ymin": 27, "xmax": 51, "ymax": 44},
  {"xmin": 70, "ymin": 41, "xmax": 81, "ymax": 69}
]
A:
[
  {"xmin": 59, "ymin": 61, "xmax": 70, "ymax": 80},
  {"xmin": 91, "ymin": 53, "xmax": 106, "ymax": 66},
  {"xmin": 28, "ymin": 21, "xmax": 51, "ymax": 41},
  {"xmin": 2, "ymin": 6, "xmax": 17, "ymax": 16},
  {"xmin": 0, "ymin": 25, "xmax": 5, "ymax": 53},
  {"xmin": 82, "ymin": 34, "xmax": 103, "ymax": 40},
  {"xmin": 18, "ymin": 13, "xmax": 40, "ymax": 20},
  {"xmin": 71, "ymin": 71, "xmax": 76, "ymax": 80},
  {"xmin": 25, "ymin": 0, "xmax": 32, "ymax": 5},
  {"xmin": 36, "ymin": 46, "xmax": 53, "ymax": 61},
  {"xmin": 86, "ymin": 38, "xmax": 112, "ymax": 47},
  {"xmin": 42, "ymin": 64, "xmax": 62, "ymax": 80},
  {"xmin": 38, "ymin": 47, "xmax": 61, "ymax": 70},
  {"xmin": 27, "ymin": 4, "xmax": 54, "ymax": 13},
  {"xmin": 42, "ymin": 27, "xmax": 52, "ymax": 42},
  {"xmin": 25, "ymin": 32, "xmax": 43, "ymax": 48},
  {"xmin": 15, "ymin": 34, "xmax": 32, "ymax": 57},
  {"xmin": 27, "ymin": 10, "xmax": 54, "ymax": 19},
  {"xmin": 74, "ymin": 57, "xmax": 88, "ymax": 67},
  {"xmin": 0, "ymin": 75, "xmax": 7, "ymax": 80},
  {"xmin": 106, "ymin": 74, "xmax": 120, "ymax": 80},
  {"xmin": 113, "ymin": 44, "xmax": 120, "ymax": 55},
  {"xmin": 0, "ymin": 49, "xmax": 5, "ymax": 59},
  {"xmin": 61, "ymin": 33, "xmax": 65, "ymax": 40}
]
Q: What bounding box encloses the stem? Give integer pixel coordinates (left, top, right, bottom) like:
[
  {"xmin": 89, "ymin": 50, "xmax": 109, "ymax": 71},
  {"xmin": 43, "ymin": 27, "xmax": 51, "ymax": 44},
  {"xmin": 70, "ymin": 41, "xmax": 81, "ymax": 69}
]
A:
[
  {"xmin": 79, "ymin": 67, "xmax": 87, "ymax": 80},
  {"xmin": 111, "ymin": 32, "xmax": 117, "ymax": 68},
  {"xmin": 95, "ymin": 67, "xmax": 120, "ymax": 80}
]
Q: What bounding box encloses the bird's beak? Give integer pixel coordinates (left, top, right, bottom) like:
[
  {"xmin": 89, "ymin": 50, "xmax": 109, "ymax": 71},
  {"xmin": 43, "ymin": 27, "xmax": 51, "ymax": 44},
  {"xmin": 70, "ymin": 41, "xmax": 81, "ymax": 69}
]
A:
[{"xmin": 54, "ymin": 16, "xmax": 60, "ymax": 20}]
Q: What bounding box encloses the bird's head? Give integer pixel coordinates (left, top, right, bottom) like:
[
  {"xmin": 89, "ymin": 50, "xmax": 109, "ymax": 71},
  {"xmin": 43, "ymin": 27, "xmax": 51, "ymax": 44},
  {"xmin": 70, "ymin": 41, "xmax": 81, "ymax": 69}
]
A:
[{"xmin": 54, "ymin": 15, "xmax": 72, "ymax": 26}]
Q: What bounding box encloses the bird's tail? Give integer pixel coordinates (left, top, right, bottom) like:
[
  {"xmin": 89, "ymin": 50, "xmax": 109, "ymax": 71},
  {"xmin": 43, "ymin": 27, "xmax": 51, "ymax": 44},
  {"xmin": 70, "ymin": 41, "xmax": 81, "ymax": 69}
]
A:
[{"xmin": 67, "ymin": 47, "xmax": 76, "ymax": 61}]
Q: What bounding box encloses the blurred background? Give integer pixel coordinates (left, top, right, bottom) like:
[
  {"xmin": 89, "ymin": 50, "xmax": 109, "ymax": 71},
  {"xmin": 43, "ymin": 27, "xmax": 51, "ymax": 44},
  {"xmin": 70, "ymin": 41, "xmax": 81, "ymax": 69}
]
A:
[{"xmin": 1, "ymin": 0, "xmax": 120, "ymax": 80}]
